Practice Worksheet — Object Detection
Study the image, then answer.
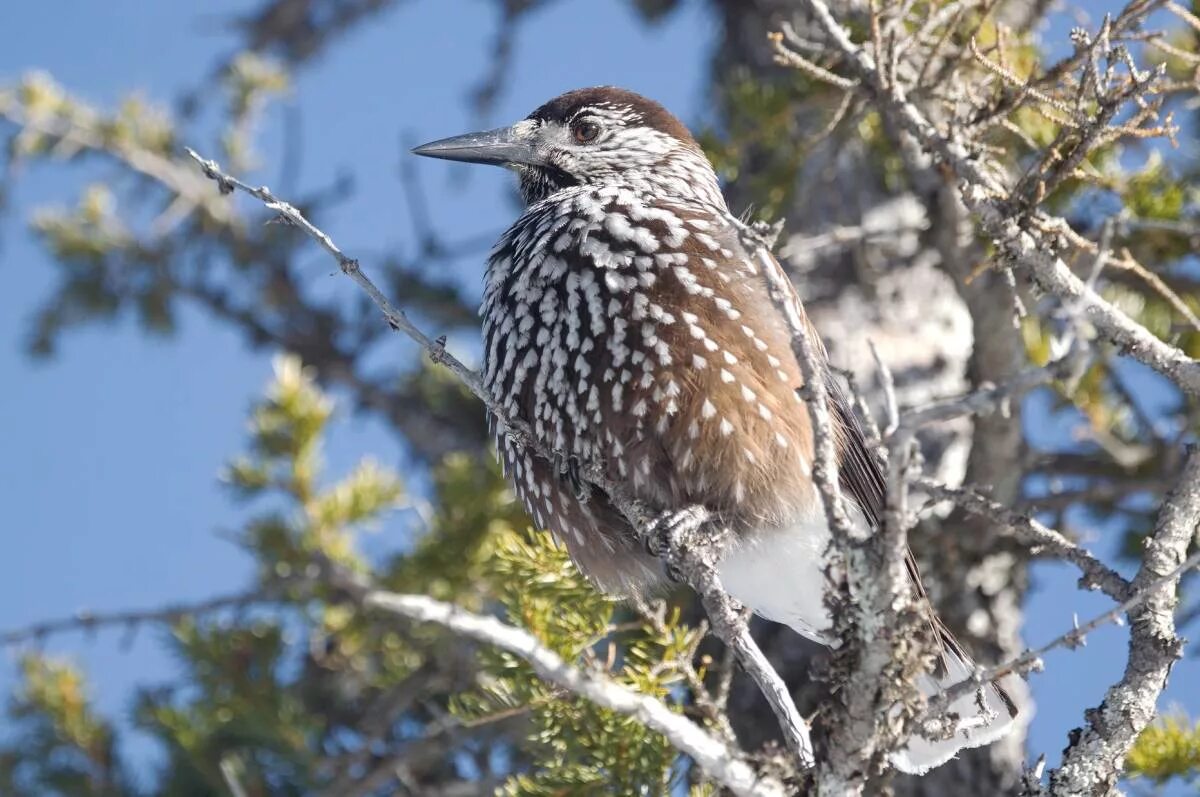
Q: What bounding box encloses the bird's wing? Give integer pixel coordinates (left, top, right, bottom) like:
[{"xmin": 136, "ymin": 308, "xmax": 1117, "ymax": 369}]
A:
[
  {"xmin": 748, "ymin": 239, "xmax": 945, "ymax": 642},
  {"xmin": 826, "ymin": 363, "xmax": 887, "ymax": 527},
  {"xmin": 823, "ymin": 348, "xmax": 943, "ymax": 643},
  {"xmin": 744, "ymin": 238, "xmax": 888, "ymax": 521}
]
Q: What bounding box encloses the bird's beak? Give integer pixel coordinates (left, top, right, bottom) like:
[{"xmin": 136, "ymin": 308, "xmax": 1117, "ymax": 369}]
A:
[{"xmin": 411, "ymin": 124, "xmax": 544, "ymax": 168}]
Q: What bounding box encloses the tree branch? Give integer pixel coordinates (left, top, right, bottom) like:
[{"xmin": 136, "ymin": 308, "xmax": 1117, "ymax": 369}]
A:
[
  {"xmin": 915, "ymin": 478, "xmax": 1132, "ymax": 603},
  {"xmin": 741, "ymin": 218, "xmax": 927, "ymax": 790},
  {"xmin": 0, "ymin": 590, "xmax": 270, "ymax": 647},
  {"xmin": 923, "ymin": 541, "xmax": 1200, "ymax": 733},
  {"xmin": 773, "ymin": 4, "xmax": 1200, "ymax": 791},
  {"xmin": 1045, "ymin": 448, "xmax": 1200, "ymax": 795},
  {"xmin": 352, "ymin": 584, "xmax": 787, "ymax": 797}
]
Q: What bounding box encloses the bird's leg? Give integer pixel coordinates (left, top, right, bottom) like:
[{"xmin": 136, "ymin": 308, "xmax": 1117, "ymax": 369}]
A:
[{"xmin": 644, "ymin": 505, "xmax": 712, "ymax": 582}]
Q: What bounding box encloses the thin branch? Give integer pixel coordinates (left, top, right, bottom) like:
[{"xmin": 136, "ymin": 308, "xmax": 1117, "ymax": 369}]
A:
[
  {"xmin": 924, "ymin": 540, "xmax": 1200, "ymax": 730},
  {"xmin": 633, "ymin": 600, "xmax": 736, "ymax": 744},
  {"xmin": 770, "ymin": 31, "xmax": 860, "ymax": 89},
  {"xmin": 740, "ymin": 219, "xmax": 925, "ymax": 790},
  {"xmin": 868, "ymin": 340, "xmax": 899, "ymax": 437},
  {"xmin": 895, "ymin": 365, "xmax": 1054, "ymax": 433},
  {"xmin": 916, "ymin": 478, "xmax": 1132, "ymax": 602},
  {"xmin": 0, "ymin": 96, "xmax": 231, "ymax": 224},
  {"xmin": 0, "ymin": 590, "xmax": 269, "ymax": 647},
  {"xmin": 645, "ymin": 506, "xmax": 816, "ymax": 767},
  {"xmin": 1045, "ymin": 448, "xmax": 1200, "ymax": 794},
  {"xmin": 220, "ymin": 757, "xmax": 250, "ymax": 797},
  {"xmin": 743, "ymin": 221, "xmax": 856, "ymax": 542},
  {"xmin": 779, "ymin": 5, "xmax": 1200, "ymax": 792}
]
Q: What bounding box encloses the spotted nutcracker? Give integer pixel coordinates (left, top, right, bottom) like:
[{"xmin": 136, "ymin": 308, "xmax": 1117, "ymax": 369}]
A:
[{"xmin": 413, "ymin": 86, "xmax": 1019, "ymax": 773}]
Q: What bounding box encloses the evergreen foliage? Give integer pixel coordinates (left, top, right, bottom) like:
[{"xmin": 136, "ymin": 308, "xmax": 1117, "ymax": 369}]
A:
[{"xmin": 1, "ymin": 356, "xmax": 716, "ymax": 795}]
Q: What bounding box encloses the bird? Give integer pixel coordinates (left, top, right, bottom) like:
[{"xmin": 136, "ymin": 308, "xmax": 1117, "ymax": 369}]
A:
[{"xmin": 413, "ymin": 86, "xmax": 1020, "ymax": 774}]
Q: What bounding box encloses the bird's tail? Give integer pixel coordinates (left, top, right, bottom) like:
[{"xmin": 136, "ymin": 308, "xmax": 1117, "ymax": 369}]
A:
[{"xmin": 890, "ymin": 622, "xmax": 1026, "ymax": 775}]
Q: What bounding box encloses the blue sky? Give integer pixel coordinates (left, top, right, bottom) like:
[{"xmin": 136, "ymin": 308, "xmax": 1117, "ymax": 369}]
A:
[{"xmin": 0, "ymin": 0, "xmax": 1194, "ymax": 788}]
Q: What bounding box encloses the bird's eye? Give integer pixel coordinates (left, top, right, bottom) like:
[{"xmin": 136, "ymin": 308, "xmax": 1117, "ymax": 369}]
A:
[{"xmin": 572, "ymin": 119, "xmax": 600, "ymax": 143}]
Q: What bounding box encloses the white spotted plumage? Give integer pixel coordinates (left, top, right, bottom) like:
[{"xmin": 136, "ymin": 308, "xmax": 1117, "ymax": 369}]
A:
[{"xmin": 442, "ymin": 87, "xmax": 1022, "ymax": 775}]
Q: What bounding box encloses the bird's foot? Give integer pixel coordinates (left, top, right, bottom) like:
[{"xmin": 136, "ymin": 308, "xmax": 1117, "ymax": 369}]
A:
[{"xmin": 644, "ymin": 505, "xmax": 711, "ymax": 583}]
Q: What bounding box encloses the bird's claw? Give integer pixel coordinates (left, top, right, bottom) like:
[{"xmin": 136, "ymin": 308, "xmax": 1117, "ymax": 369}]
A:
[
  {"xmin": 554, "ymin": 453, "xmax": 589, "ymax": 501},
  {"xmin": 643, "ymin": 506, "xmax": 711, "ymax": 583}
]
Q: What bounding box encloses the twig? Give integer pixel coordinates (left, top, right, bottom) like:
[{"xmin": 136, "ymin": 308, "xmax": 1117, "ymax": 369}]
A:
[
  {"xmin": 741, "ymin": 221, "xmax": 856, "ymax": 542},
  {"xmin": 868, "ymin": 340, "xmax": 899, "ymax": 437},
  {"xmin": 1058, "ymin": 215, "xmax": 1200, "ymax": 335},
  {"xmin": 0, "ymin": 590, "xmax": 269, "ymax": 647},
  {"xmin": 0, "ymin": 97, "xmax": 231, "ymax": 224},
  {"xmin": 645, "ymin": 506, "xmax": 815, "ymax": 766},
  {"xmin": 633, "ymin": 600, "xmax": 736, "ymax": 744},
  {"xmin": 925, "ymin": 544, "xmax": 1200, "ymax": 724},
  {"xmin": 739, "ymin": 218, "xmax": 925, "ymax": 789},
  {"xmin": 1109, "ymin": 253, "xmax": 1200, "ymax": 335},
  {"xmin": 770, "ymin": 30, "xmax": 860, "ymax": 89},
  {"xmin": 220, "ymin": 756, "xmax": 250, "ymax": 797},
  {"xmin": 778, "ymin": 5, "xmax": 1200, "ymax": 792},
  {"xmin": 830, "ymin": 365, "xmax": 883, "ymax": 447},
  {"xmin": 915, "ymin": 478, "xmax": 1131, "ymax": 602},
  {"xmin": 1046, "ymin": 448, "xmax": 1200, "ymax": 793},
  {"xmin": 895, "ymin": 364, "xmax": 1059, "ymax": 433}
]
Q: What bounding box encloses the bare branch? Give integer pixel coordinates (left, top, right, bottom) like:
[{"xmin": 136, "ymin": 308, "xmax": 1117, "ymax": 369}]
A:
[
  {"xmin": 1045, "ymin": 448, "xmax": 1200, "ymax": 794},
  {"xmin": 770, "ymin": 30, "xmax": 860, "ymax": 89},
  {"xmin": 869, "ymin": 340, "xmax": 899, "ymax": 437},
  {"xmin": 895, "ymin": 365, "xmax": 1053, "ymax": 434},
  {"xmin": 924, "ymin": 538, "xmax": 1200, "ymax": 744},
  {"xmin": 740, "ymin": 220, "xmax": 926, "ymax": 790},
  {"xmin": 0, "ymin": 589, "xmax": 270, "ymax": 647},
  {"xmin": 220, "ymin": 757, "xmax": 250, "ymax": 797},
  {"xmin": 776, "ymin": 4, "xmax": 1200, "ymax": 790},
  {"xmin": 916, "ymin": 478, "xmax": 1132, "ymax": 602}
]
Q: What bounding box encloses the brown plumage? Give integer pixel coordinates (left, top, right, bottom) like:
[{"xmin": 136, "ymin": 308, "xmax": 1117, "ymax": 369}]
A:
[{"xmin": 414, "ymin": 86, "xmax": 1022, "ymax": 773}]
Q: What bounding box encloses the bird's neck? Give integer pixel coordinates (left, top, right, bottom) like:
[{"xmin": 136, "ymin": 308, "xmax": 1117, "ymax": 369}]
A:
[{"xmin": 617, "ymin": 160, "xmax": 727, "ymax": 209}]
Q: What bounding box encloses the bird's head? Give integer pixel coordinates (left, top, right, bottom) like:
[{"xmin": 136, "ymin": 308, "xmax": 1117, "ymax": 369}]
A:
[{"xmin": 413, "ymin": 87, "xmax": 723, "ymax": 206}]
